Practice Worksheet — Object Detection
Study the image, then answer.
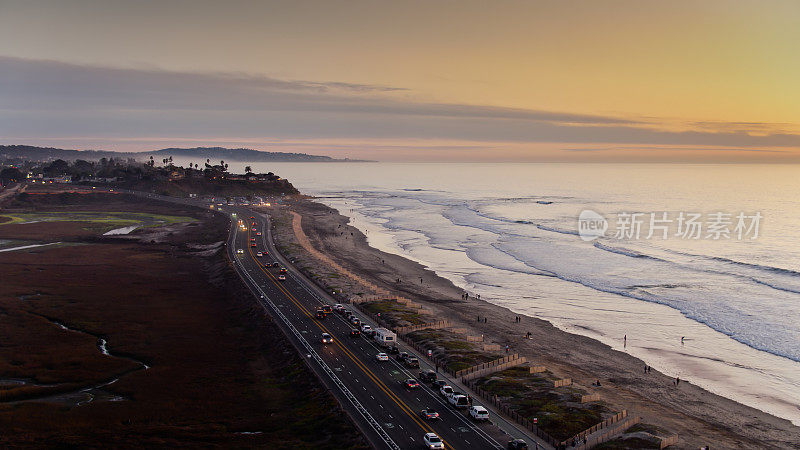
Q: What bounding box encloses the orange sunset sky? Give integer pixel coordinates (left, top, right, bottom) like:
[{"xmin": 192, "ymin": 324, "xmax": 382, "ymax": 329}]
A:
[{"xmin": 1, "ymin": 0, "xmax": 799, "ymax": 161}]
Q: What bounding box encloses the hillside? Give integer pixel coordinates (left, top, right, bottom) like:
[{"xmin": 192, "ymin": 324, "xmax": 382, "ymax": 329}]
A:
[{"xmin": 0, "ymin": 145, "xmax": 365, "ymax": 163}]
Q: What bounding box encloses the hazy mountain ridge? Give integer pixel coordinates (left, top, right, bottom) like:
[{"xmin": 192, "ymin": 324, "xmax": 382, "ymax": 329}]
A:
[{"xmin": 0, "ymin": 145, "xmax": 366, "ymax": 162}]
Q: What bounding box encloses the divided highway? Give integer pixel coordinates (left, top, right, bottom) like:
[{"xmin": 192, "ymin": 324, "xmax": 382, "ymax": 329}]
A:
[{"xmin": 227, "ymin": 207, "xmax": 525, "ymax": 450}]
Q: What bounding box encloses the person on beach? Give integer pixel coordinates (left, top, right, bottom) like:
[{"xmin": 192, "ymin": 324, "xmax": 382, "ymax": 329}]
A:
[
  {"xmin": 681, "ymin": 336, "xmax": 685, "ymax": 345},
  {"xmin": 623, "ymin": 334, "xmax": 627, "ymax": 348}
]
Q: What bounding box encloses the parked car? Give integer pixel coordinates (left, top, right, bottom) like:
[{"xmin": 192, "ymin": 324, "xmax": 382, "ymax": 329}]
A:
[
  {"xmin": 396, "ymin": 352, "xmax": 409, "ymax": 361},
  {"xmin": 419, "ymin": 408, "xmax": 439, "ymax": 420},
  {"xmin": 376, "ymin": 352, "xmax": 389, "ymax": 361},
  {"xmin": 272, "ymin": 262, "xmax": 279, "ymax": 267},
  {"xmin": 508, "ymin": 439, "xmax": 528, "ymax": 450},
  {"xmin": 388, "ymin": 346, "xmax": 399, "ymax": 355},
  {"xmin": 419, "ymin": 370, "xmax": 437, "ymax": 383},
  {"xmin": 404, "ymin": 357, "xmax": 420, "ymax": 368},
  {"xmin": 432, "ymin": 380, "xmax": 447, "ymax": 390},
  {"xmin": 360, "ymin": 324, "xmax": 371, "ymax": 333},
  {"xmin": 469, "ymin": 405, "xmax": 489, "ymax": 420},
  {"xmin": 333, "ymin": 304, "xmax": 344, "ymax": 312},
  {"xmin": 439, "ymin": 385, "xmax": 454, "ymax": 397},
  {"xmin": 424, "ymin": 433, "xmax": 444, "ymax": 450},
  {"xmin": 449, "ymin": 394, "xmax": 469, "ymax": 409},
  {"xmin": 404, "ymin": 379, "xmax": 420, "ymax": 390},
  {"xmin": 350, "ymin": 329, "xmax": 361, "ymax": 338},
  {"xmin": 321, "ymin": 333, "xmax": 333, "ymax": 344}
]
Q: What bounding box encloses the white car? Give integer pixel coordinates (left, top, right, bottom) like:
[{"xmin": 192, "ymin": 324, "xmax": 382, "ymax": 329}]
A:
[
  {"xmin": 360, "ymin": 324, "xmax": 372, "ymax": 333},
  {"xmin": 469, "ymin": 405, "xmax": 489, "ymax": 420},
  {"xmin": 439, "ymin": 385, "xmax": 453, "ymax": 397},
  {"xmin": 236, "ymin": 249, "xmax": 244, "ymax": 254},
  {"xmin": 376, "ymin": 352, "xmax": 389, "ymax": 361},
  {"xmin": 448, "ymin": 394, "xmax": 469, "ymax": 409},
  {"xmin": 256, "ymin": 251, "xmax": 263, "ymax": 257},
  {"xmin": 423, "ymin": 432, "xmax": 444, "ymax": 449}
]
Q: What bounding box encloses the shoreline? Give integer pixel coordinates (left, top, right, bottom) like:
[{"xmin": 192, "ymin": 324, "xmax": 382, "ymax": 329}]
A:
[{"xmin": 275, "ymin": 197, "xmax": 800, "ymax": 449}]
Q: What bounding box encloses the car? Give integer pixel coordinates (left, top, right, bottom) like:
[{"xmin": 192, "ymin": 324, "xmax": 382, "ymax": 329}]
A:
[
  {"xmin": 419, "ymin": 370, "xmax": 437, "ymax": 383},
  {"xmin": 404, "ymin": 357, "xmax": 420, "ymax": 368},
  {"xmin": 419, "ymin": 408, "xmax": 440, "ymax": 420},
  {"xmin": 423, "ymin": 433, "xmax": 444, "ymax": 449},
  {"xmin": 350, "ymin": 329, "xmax": 361, "ymax": 338},
  {"xmin": 364, "ymin": 329, "xmax": 376, "ymax": 338},
  {"xmin": 396, "ymin": 352, "xmax": 409, "ymax": 361},
  {"xmin": 315, "ymin": 309, "xmax": 326, "ymax": 320},
  {"xmin": 272, "ymin": 262, "xmax": 279, "ymax": 267},
  {"xmin": 376, "ymin": 352, "xmax": 389, "ymax": 361},
  {"xmin": 278, "ymin": 274, "xmax": 286, "ymax": 281},
  {"xmin": 250, "ymin": 238, "xmax": 256, "ymax": 242},
  {"xmin": 322, "ymin": 305, "xmax": 333, "ymax": 315},
  {"xmin": 439, "ymin": 385, "xmax": 454, "ymax": 397},
  {"xmin": 250, "ymin": 243, "xmax": 257, "ymax": 247},
  {"xmin": 432, "ymin": 380, "xmax": 447, "ymax": 390},
  {"xmin": 388, "ymin": 345, "xmax": 400, "ymax": 355},
  {"xmin": 448, "ymin": 394, "xmax": 469, "ymax": 409},
  {"xmin": 360, "ymin": 324, "xmax": 371, "ymax": 333},
  {"xmin": 469, "ymin": 405, "xmax": 489, "ymax": 420},
  {"xmin": 250, "ymin": 216, "xmax": 255, "ymax": 219},
  {"xmin": 256, "ymin": 251, "xmax": 263, "ymax": 257},
  {"xmin": 333, "ymin": 304, "xmax": 344, "ymax": 312},
  {"xmin": 321, "ymin": 333, "xmax": 333, "ymax": 344},
  {"xmin": 256, "ymin": 232, "xmax": 262, "ymax": 236},
  {"xmin": 279, "ymin": 267, "xmax": 287, "ymax": 274},
  {"xmin": 251, "ymin": 227, "xmax": 257, "ymax": 232},
  {"xmin": 508, "ymin": 439, "xmax": 528, "ymax": 450},
  {"xmin": 350, "ymin": 317, "xmax": 361, "ymax": 326},
  {"xmin": 404, "ymin": 379, "xmax": 420, "ymax": 389},
  {"xmin": 236, "ymin": 249, "xmax": 244, "ymax": 254},
  {"xmin": 342, "ymin": 309, "xmax": 352, "ymax": 318}
]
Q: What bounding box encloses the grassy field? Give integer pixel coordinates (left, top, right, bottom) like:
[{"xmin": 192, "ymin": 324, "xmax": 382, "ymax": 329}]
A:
[{"xmin": 0, "ymin": 211, "xmax": 196, "ymax": 232}]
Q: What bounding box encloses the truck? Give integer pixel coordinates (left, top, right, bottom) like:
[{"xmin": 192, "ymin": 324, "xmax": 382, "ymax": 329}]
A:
[{"xmin": 373, "ymin": 327, "xmax": 397, "ymax": 347}]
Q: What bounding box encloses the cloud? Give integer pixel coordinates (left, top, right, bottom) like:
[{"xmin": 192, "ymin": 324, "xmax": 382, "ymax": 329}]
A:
[{"xmin": 2, "ymin": 56, "xmax": 800, "ymax": 154}]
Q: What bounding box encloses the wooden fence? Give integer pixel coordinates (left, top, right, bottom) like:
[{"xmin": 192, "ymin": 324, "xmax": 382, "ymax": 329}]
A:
[
  {"xmin": 394, "ymin": 319, "xmax": 452, "ymax": 335},
  {"xmin": 562, "ymin": 410, "xmax": 628, "ymax": 446},
  {"xmin": 659, "ymin": 434, "xmax": 679, "ymax": 449},
  {"xmin": 454, "ymin": 354, "xmax": 522, "ymax": 378},
  {"xmin": 529, "ymin": 365, "xmax": 547, "ymax": 374},
  {"xmin": 461, "ymin": 357, "xmax": 527, "ymax": 381},
  {"xmin": 553, "ymin": 378, "xmax": 572, "ymax": 388},
  {"xmin": 570, "ymin": 415, "xmax": 641, "ymax": 450},
  {"xmin": 580, "ymin": 393, "xmax": 601, "ymax": 403}
]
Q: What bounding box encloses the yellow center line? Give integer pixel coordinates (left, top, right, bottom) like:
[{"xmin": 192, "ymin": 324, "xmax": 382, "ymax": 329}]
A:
[{"xmin": 242, "ymin": 226, "xmax": 445, "ymax": 441}]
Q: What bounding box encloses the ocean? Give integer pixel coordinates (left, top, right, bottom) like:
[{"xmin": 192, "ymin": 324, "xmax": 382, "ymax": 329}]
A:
[{"xmin": 199, "ymin": 161, "xmax": 800, "ymax": 425}]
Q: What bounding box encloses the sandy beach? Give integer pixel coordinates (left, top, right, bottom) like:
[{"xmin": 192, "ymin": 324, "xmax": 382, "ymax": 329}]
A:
[{"xmin": 271, "ymin": 197, "xmax": 800, "ymax": 449}]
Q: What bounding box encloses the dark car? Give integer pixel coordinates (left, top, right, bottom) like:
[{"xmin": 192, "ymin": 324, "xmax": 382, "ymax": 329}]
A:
[
  {"xmin": 314, "ymin": 310, "xmax": 326, "ymax": 320},
  {"xmin": 279, "ymin": 267, "xmax": 287, "ymax": 274},
  {"xmin": 350, "ymin": 329, "xmax": 361, "ymax": 338},
  {"xmin": 388, "ymin": 346, "xmax": 400, "ymax": 355},
  {"xmin": 272, "ymin": 262, "xmax": 279, "ymax": 268},
  {"xmin": 432, "ymin": 380, "xmax": 447, "ymax": 390},
  {"xmin": 404, "ymin": 379, "xmax": 419, "ymax": 389},
  {"xmin": 508, "ymin": 439, "xmax": 529, "ymax": 450},
  {"xmin": 419, "ymin": 370, "xmax": 437, "ymax": 383},
  {"xmin": 396, "ymin": 352, "xmax": 409, "ymax": 361},
  {"xmin": 404, "ymin": 357, "xmax": 420, "ymax": 368},
  {"xmin": 321, "ymin": 305, "xmax": 333, "ymax": 315},
  {"xmin": 419, "ymin": 408, "xmax": 439, "ymax": 420}
]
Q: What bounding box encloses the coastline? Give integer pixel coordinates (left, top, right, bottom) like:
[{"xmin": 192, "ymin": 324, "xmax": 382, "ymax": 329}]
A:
[{"xmin": 273, "ymin": 197, "xmax": 800, "ymax": 449}]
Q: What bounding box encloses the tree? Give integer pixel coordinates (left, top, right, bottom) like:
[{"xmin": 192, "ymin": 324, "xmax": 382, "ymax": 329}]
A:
[
  {"xmin": 44, "ymin": 159, "xmax": 69, "ymax": 176},
  {"xmin": 245, "ymin": 165, "xmax": 252, "ymax": 174},
  {"xmin": 0, "ymin": 167, "xmax": 24, "ymax": 184}
]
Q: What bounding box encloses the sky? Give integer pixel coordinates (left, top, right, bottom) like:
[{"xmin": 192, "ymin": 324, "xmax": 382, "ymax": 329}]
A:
[{"xmin": 1, "ymin": 0, "xmax": 800, "ymax": 162}]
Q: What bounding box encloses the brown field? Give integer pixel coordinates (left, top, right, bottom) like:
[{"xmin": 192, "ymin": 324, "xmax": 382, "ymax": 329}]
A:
[{"xmin": 0, "ymin": 192, "xmax": 366, "ymax": 448}]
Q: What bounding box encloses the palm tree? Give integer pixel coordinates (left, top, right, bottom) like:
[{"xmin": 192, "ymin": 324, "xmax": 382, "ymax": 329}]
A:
[{"xmin": 245, "ymin": 165, "xmax": 252, "ymax": 174}]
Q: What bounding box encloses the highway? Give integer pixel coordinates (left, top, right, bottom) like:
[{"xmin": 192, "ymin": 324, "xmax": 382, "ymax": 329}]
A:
[
  {"xmin": 227, "ymin": 207, "xmax": 525, "ymax": 450},
  {"xmin": 107, "ymin": 188, "xmax": 539, "ymax": 449}
]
